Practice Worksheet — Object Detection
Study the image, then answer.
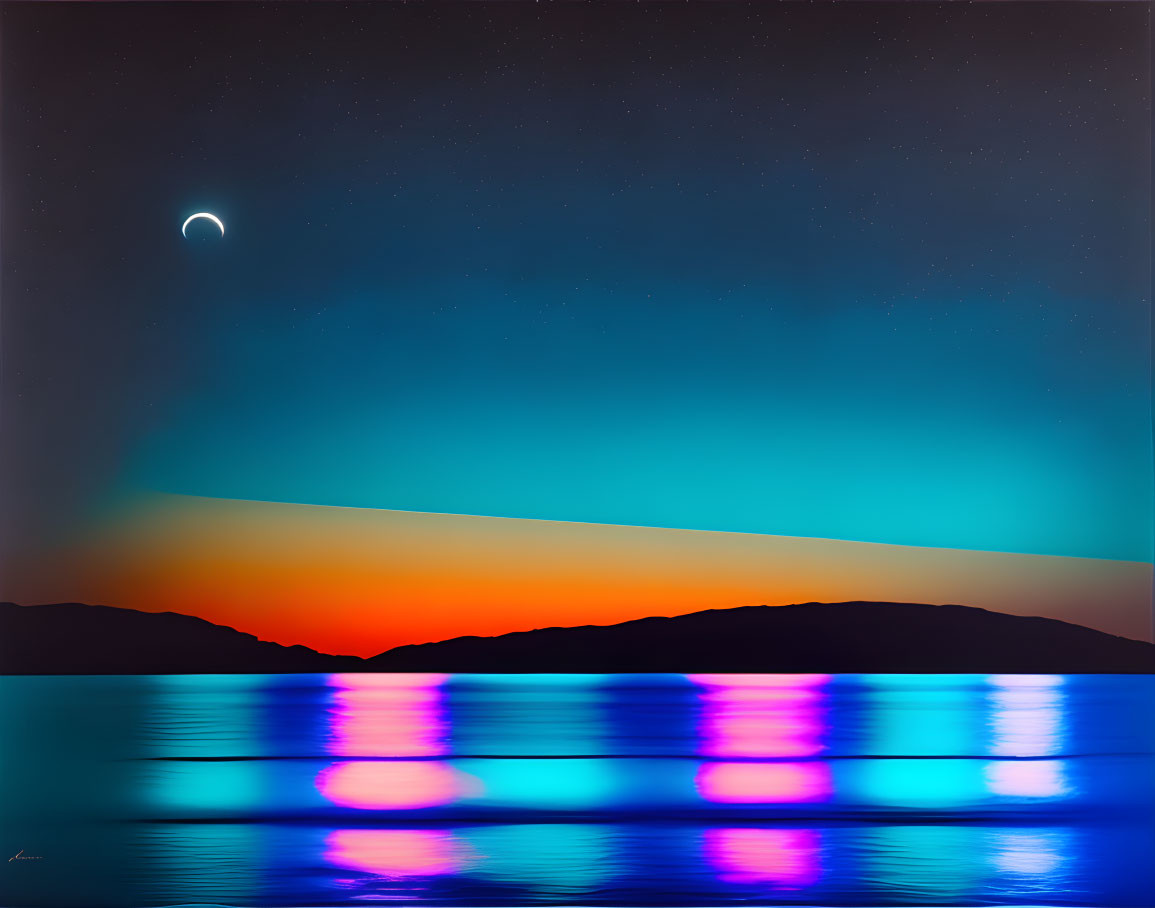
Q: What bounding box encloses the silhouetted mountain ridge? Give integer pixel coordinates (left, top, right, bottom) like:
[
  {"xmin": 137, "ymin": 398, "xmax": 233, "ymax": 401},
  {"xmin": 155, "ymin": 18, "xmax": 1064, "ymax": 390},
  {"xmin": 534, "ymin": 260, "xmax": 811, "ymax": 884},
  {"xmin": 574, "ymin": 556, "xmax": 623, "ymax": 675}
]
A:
[
  {"xmin": 2, "ymin": 599, "xmax": 1151, "ymax": 674},
  {"xmin": 0, "ymin": 601, "xmax": 363, "ymax": 674},
  {"xmin": 367, "ymin": 601, "xmax": 1155, "ymax": 673}
]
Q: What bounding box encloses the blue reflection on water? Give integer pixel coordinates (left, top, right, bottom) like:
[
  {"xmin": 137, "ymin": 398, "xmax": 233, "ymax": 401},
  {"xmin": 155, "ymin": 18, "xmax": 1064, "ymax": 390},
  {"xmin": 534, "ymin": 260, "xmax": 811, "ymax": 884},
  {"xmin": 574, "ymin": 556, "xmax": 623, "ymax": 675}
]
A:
[
  {"xmin": 849, "ymin": 757, "xmax": 990, "ymax": 808},
  {"xmin": 863, "ymin": 673, "xmax": 987, "ymax": 756},
  {"xmin": 459, "ymin": 824, "xmax": 617, "ymax": 893}
]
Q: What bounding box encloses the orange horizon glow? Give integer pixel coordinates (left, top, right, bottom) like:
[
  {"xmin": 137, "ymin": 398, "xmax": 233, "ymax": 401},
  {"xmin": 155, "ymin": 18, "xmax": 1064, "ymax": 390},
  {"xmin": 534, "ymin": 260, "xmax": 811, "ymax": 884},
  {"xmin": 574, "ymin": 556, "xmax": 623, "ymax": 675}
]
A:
[{"xmin": 4, "ymin": 493, "xmax": 1150, "ymax": 656}]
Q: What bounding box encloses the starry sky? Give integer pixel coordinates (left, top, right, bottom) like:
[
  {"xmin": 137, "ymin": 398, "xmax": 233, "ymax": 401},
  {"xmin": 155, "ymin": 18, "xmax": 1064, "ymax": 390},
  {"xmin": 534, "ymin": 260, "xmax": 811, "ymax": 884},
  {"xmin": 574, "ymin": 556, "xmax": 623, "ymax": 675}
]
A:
[{"xmin": 1, "ymin": 3, "xmax": 1150, "ymax": 648}]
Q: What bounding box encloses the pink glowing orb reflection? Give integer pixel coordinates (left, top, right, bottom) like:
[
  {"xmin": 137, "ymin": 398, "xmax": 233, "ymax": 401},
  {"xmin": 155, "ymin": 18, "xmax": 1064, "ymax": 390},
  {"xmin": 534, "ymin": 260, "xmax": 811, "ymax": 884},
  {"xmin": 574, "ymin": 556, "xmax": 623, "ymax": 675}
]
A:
[
  {"xmin": 689, "ymin": 674, "xmax": 831, "ymax": 689},
  {"xmin": 327, "ymin": 673, "xmax": 449, "ymax": 758},
  {"xmin": 697, "ymin": 762, "xmax": 833, "ymax": 803},
  {"xmin": 690, "ymin": 674, "xmax": 831, "ymax": 759},
  {"xmin": 704, "ymin": 828, "xmax": 822, "ymax": 888},
  {"xmin": 325, "ymin": 828, "xmax": 471, "ymax": 876},
  {"xmin": 316, "ymin": 760, "xmax": 478, "ymax": 809}
]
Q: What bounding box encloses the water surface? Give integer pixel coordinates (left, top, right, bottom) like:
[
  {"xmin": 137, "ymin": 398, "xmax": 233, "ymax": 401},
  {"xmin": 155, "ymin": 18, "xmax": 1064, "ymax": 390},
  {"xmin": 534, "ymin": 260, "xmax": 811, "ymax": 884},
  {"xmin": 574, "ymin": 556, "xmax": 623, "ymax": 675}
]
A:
[{"xmin": 1, "ymin": 673, "xmax": 1152, "ymax": 906}]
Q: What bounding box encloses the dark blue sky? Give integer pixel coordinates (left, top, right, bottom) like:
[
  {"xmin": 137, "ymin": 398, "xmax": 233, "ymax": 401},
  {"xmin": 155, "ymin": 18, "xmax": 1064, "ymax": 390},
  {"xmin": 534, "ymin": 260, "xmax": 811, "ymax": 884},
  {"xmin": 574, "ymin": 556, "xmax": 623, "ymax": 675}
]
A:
[{"xmin": 1, "ymin": 2, "xmax": 1150, "ymax": 573}]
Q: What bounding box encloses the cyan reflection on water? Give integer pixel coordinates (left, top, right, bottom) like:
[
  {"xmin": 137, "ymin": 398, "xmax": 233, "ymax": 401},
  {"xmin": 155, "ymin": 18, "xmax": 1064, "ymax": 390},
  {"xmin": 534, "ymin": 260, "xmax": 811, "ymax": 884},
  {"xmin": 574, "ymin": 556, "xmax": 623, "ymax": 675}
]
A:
[{"xmin": 1, "ymin": 673, "xmax": 1152, "ymax": 907}]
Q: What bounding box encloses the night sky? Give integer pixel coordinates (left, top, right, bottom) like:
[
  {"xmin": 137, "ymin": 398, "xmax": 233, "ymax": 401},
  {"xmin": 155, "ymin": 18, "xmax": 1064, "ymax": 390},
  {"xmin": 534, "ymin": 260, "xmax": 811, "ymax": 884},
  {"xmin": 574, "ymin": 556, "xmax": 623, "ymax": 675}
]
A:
[{"xmin": 1, "ymin": 3, "xmax": 1151, "ymax": 642}]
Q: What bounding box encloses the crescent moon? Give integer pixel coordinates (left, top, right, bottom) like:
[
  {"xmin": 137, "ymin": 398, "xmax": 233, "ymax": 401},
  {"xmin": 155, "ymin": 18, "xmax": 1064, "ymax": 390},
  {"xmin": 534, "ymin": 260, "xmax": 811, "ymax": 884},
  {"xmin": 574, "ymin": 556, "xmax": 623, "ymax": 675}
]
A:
[{"xmin": 181, "ymin": 212, "xmax": 225, "ymax": 238}]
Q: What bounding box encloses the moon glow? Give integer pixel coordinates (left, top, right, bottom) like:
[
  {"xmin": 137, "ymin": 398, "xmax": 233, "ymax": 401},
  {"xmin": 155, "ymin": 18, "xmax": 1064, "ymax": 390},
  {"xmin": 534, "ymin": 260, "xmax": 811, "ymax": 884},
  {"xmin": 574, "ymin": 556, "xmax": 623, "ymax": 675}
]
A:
[{"xmin": 181, "ymin": 212, "xmax": 225, "ymax": 238}]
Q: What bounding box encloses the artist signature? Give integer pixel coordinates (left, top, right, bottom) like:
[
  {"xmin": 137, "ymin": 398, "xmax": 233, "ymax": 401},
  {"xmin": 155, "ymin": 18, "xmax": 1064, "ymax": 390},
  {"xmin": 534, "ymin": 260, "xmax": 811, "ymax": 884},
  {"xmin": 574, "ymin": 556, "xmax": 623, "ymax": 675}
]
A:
[{"xmin": 8, "ymin": 850, "xmax": 43, "ymax": 862}]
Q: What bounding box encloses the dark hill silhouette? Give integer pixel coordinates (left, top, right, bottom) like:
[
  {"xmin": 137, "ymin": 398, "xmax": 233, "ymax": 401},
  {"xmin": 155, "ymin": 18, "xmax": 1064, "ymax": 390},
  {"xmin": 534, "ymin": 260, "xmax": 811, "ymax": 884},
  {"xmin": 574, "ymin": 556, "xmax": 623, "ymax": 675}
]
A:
[
  {"xmin": 368, "ymin": 601, "xmax": 1155, "ymax": 673},
  {"xmin": 2, "ymin": 600, "xmax": 1152, "ymax": 674},
  {"xmin": 0, "ymin": 601, "xmax": 362, "ymax": 674}
]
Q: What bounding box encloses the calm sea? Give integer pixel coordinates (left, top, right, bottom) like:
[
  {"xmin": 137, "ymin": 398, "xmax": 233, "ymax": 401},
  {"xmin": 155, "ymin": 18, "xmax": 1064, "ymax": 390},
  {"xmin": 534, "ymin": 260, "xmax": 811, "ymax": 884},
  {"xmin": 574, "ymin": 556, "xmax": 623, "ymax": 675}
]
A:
[{"xmin": 1, "ymin": 673, "xmax": 1152, "ymax": 907}]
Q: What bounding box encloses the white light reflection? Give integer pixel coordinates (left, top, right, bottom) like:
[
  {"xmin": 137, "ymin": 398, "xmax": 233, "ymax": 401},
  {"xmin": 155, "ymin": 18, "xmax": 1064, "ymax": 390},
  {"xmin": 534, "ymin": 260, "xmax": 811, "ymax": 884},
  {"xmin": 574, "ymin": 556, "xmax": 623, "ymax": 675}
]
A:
[
  {"xmin": 988, "ymin": 675, "xmax": 1066, "ymax": 757},
  {"xmin": 990, "ymin": 830, "xmax": 1069, "ymax": 877}
]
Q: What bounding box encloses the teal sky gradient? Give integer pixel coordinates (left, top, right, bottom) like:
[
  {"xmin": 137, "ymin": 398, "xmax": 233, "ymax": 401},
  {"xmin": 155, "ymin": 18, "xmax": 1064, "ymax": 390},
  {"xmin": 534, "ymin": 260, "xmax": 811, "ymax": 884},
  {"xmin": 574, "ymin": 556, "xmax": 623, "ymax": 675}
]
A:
[{"xmin": 3, "ymin": 3, "xmax": 1151, "ymax": 571}]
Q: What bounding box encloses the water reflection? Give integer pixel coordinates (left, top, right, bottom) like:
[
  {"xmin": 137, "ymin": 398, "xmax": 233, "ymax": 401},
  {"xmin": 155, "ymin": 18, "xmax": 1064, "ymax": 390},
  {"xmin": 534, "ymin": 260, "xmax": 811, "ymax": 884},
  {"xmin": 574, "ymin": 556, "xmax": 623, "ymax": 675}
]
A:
[
  {"xmin": 693, "ymin": 674, "xmax": 833, "ymax": 807},
  {"xmin": 850, "ymin": 758, "xmax": 988, "ymax": 808},
  {"xmin": 325, "ymin": 829, "xmax": 472, "ymax": 877},
  {"xmin": 6, "ymin": 673, "xmax": 1152, "ymax": 907},
  {"xmin": 144, "ymin": 673, "xmax": 268, "ymax": 758},
  {"xmin": 697, "ymin": 762, "xmax": 833, "ymax": 804},
  {"xmin": 457, "ymin": 757, "xmax": 622, "ymax": 809},
  {"xmin": 127, "ymin": 819, "xmax": 1107, "ymax": 908},
  {"xmin": 691, "ymin": 674, "xmax": 830, "ymax": 758},
  {"xmin": 317, "ymin": 760, "xmax": 480, "ymax": 810},
  {"xmin": 318, "ymin": 673, "xmax": 469, "ymax": 811},
  {"xmin": 988, "ymin": 674, "xmax": 1066, "ymax": 757},
  {"xmin": 451, "ymin": 673, "xmax": 610, "ymax": 756},
  {"xmin": 984, "ymin": 675, "xmax": 1073, "ymax": 801},
  {"xmin": 864, "ymin": 674, "xmax": 984, "ymax": 756},
  {"xmin": 460, "ymin": 824, "xmax": 616, "ymax": 892},
  {"xmin": 326, "ymin": 673, "xmax": 449, "ymax": 757},
  {"xmin": 704, "ymin": 828, "xmax": 823, "ymax": 889},
  {"xmin": 989, "ymin": 829, "xmax": 1071, "ymax": 877},
  {"xmin": 140, "ymin": 823, "xmax": 263, "ymax": 905},
  {"xmin": 864, "ymin": 826, "xmax": 986, "ymax": 901},
  {"xmin": 984, "ymin": 758, "xmax": 1071, "ymax": 799}
]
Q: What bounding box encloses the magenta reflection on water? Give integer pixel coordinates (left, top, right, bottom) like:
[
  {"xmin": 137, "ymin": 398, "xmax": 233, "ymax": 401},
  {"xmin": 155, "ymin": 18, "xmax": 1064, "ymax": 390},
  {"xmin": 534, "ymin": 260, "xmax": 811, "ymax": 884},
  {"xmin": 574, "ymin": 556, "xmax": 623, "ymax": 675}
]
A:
[
  {"xmin": 325, "ymin": 829, "xmax": 472, "ymax": 877},
  {"xmin": 316, "ymin": 673, "xmax": 477, "ymax": 810},
  {"xmin": 704, "ymin": 828, "xmax": 824, "ymax": 889},
  {"xmin": 691, "ymin": 674, "xmax": 834, "ymax": 805},
  {"xmin": 325, "ymin": 673, "xmax": 451, "ymax": 757},
  {"xmin": 690, "ymin": 674, "xmax": 832, "ymax": 759}
]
